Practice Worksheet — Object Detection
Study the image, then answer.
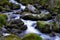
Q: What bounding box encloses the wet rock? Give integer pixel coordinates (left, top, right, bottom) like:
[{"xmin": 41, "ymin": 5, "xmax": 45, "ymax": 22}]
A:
[
  {"xmin": 5, "ymin": 19, "xmax": 27, "ymax": 34},
  {"xmin": 22, "ymin": 33, "xmax": 42, "ymax": 40},
  {"xmin": 49, "ymin": 32, "xmax": 56, "ymax": 37},
  {"xmin": 21, "ymin": 12, "xmax": 52, "ymax": 21},
  {"xmin": 36, "ymin": 21, "xmax": 51, "ymax": 33},
  {"xmin": 27, "ymin": 4, "xmax": 39, "ymax": 13}
]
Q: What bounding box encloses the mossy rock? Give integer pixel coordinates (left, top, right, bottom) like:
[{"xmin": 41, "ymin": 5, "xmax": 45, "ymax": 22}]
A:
[
  {"xmin": 5, "ymin": 34, "xmax": 21, "ymax": 40},
  {"xmin": 21, "ymin": 12, "xmax": 52, "ymax": 21},
  {"xmin": 21, "ymin": 15, "xmax": 38, "ymax": 21},
  {"xmin": 22, "ymin": 33, "xmax": 42, "ymax": 40},
  {"xmin": 0, "ymin": 0, "xmax": 11, "ymax": 12},
  {"xmin": 39, "ymin": 13, "xmax": 52, "ymax": 20},
  {"xmin": 5, "ymin": 19, "xmax": 27, "ymax": 33},
  {"xmin": 52, "ymin": 21, "xmax": 60, "ymax": 33},
  {"xmin": 37, "ymin": 21, "xmax": 51, "ymax": 33},
  {"xmin": 0, "ymin": 0, "xmax": 20, "ymax": 12}
]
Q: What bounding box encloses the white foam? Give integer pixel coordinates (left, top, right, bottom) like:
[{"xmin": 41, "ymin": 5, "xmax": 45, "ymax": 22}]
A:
[
  {"xmin": 3, "ymin": 33, "xmax": 11, "ymax": 36},
  {"xmin": 21, "ymin": 19, "xmax": 40, "ymax": 34}
]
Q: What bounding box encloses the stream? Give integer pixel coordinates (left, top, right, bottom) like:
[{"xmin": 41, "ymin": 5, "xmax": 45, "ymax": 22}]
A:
[{"xmin": 2, "ymin": 0, "xmax": 60, "ymax": 40}]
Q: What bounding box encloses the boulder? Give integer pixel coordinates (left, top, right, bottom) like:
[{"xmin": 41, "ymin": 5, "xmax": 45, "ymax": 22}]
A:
[
  {"xmin": 22, "ymin": 33, "xmax": 42, "ymax": 40},
  {"xmin": 36, "ymin": 21, "xmax": 51, "ymax": 33},
  {"xmin": 0, "ymin": 0, "xmax": 20, "ymax": 12},
  {"xmin": 21, "ymin": 12, "xmax": 52, "ymax": 21},
  {"xmin": 5, "ymin": 19, "xmax": 27, "ymax": 34},
  {"xmin": 27, "ymin": 4, "xmax": 39, "ymax": 13}
]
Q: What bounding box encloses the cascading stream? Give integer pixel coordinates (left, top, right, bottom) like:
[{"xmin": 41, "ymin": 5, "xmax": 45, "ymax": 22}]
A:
[{"xmin": 2, "ymin": 0, "xmax": 60, "ymax": 40}]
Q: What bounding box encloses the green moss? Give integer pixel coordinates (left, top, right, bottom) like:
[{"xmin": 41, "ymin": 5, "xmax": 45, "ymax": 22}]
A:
[
  {"xmin": 0, "ymin": 14, "xmax": 7, "ymax": 28},
  {"xmin": 0, "ymin": 14, "xmax": 8, "ymax": 20},
  {"xmin": 5, "ymin": 34, "xmax": 21, "ymax": 40},
  {"xmin": 22, "ymin": 33, "xmax": 42, "ymax": 40},
  {"xmin": 37, "ymin": 21, "xmax": 50, "ymax": 28}
]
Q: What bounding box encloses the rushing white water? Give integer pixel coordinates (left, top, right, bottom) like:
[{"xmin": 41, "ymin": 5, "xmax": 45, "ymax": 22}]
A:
[
  {"xmin": 10, "ymin": 0, "xmax": 26, "ymax": 10},
  {"xmin": 21, "ymin": 19, "xmax": 40, "ymax": 34},
  {"xmin": 3, "ymin": 33, "xmax": 11, "ymax": 36}
]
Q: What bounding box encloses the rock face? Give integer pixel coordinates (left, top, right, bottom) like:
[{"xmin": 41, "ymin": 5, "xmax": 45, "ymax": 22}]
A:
[
  {"xmin": 20, "ymin": 12, "xmax": 52, "ymax": 21},
  {"xmin": 22, "ymin": 33, "xmax": 42, "ymax": 40},
  {"xmin": 5, "ymin": 19, "xmax": 27, "ymax": 34}
]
